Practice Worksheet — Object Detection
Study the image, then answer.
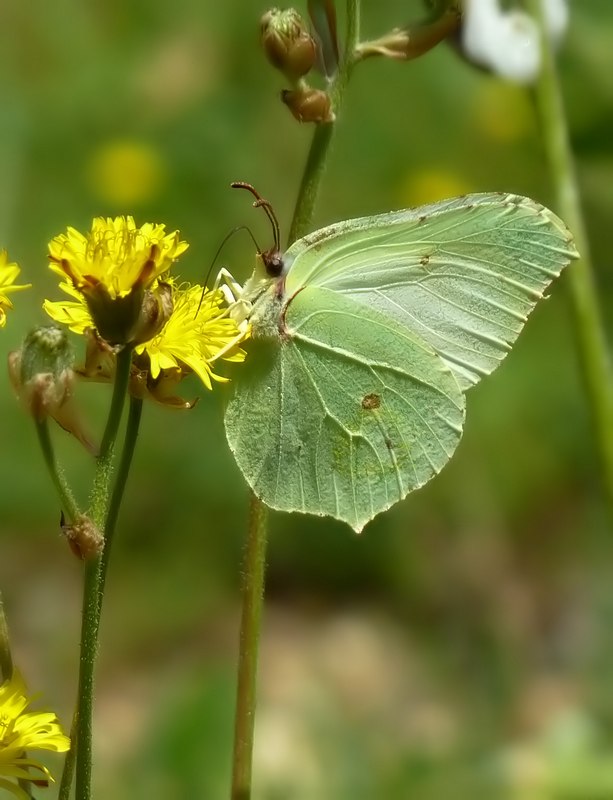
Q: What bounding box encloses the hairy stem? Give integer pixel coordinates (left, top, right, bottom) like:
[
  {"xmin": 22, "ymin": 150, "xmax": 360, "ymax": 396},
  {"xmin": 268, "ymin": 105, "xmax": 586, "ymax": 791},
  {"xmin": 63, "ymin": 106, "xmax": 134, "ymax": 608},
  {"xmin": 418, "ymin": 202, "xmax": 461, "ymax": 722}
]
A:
[
  {"xmin": 231, "ymin": 496, "xmax": 269, "ymax": 800},
  {"xmin": 529, "ymin": 0, "xmax": 613, "ymax": 508},
  {"xmin": 288, "ymin": 0, "xmax": 360, "ymax": 243},
  {"xmin": 72, "ymin": 345, "xmax": 133, "ymax": 800},
  {"xmin": 35, "ymin": 419, "xmax": 81, "ymax": 522},
  {"xmin": 230, "ymin": 3, "xmax": 361, "ymax": 798},
  {"xmin": 98, "ymin": 397, "xmax": 143, "ymax": 599}
]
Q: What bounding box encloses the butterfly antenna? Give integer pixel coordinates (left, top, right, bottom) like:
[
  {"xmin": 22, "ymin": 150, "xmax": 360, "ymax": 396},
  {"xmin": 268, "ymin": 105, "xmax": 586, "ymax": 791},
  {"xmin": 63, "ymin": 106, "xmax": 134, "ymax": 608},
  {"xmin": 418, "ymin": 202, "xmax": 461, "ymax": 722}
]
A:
[
  {"xmin": 195, "ymin": 224, "xmax": 261, "ymax": 318},
  {"xmin": 230, "ymin": 181, "xmax": 281, "ymax": 255}
]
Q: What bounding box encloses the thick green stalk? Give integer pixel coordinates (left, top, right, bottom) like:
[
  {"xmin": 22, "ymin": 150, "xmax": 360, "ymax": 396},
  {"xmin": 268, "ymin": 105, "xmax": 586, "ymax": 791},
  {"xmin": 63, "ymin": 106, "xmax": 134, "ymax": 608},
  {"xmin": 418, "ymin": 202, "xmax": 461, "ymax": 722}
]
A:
[
  {"xmin": 528, "ymin": 0, "xmax": 613, "ymax": 507},
  {"xmin": 230, "ymin": 3, "xmax": 361, "ymax": 799},
  {"xmin": 230, "ymin": 496, "xmax": 269, "ymax": 800},
  {"xmin": 73, "ymin": 345, "xmax": 133, "ymax": 800}
]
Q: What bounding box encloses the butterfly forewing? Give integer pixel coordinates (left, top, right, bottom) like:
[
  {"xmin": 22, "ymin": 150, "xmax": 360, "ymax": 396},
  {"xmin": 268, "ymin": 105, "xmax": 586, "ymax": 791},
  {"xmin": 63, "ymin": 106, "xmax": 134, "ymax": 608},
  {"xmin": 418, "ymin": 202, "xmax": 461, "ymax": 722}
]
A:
[
  {"xmin": 226, "ymin": 288, "xmax": 465, "ymax": 532},
  {"xmin": 284, "ymin": 193, "xmax": 578, "ymax": 388}
]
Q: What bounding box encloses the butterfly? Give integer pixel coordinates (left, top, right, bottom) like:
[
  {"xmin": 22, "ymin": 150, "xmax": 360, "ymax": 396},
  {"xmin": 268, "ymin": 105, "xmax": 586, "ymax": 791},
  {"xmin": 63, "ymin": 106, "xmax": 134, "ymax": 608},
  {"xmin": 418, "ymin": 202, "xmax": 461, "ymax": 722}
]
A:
[{"xmin": 221, "ymin": 185, "xmax": 578, "ymax": 532}]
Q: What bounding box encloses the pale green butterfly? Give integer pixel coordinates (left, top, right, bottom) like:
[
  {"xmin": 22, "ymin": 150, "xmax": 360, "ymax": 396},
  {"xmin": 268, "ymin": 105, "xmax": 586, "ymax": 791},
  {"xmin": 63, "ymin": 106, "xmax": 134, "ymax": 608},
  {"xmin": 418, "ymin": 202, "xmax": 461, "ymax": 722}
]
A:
[{"xmin": 221, "ymin": 185, "xmax": 578, "ymax": 533}]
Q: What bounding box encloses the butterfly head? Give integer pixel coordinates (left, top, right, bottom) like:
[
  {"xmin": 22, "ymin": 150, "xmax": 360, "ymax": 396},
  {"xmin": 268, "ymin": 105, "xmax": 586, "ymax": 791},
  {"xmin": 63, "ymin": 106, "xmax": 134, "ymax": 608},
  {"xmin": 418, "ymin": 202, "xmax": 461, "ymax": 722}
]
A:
[
  {"xmin": 261, "ymin": 249, "xmax": 285, "ymax": 278},
  {"xmin": 231, "ymin": 180, "xmax": 291, "ymax": 305}
]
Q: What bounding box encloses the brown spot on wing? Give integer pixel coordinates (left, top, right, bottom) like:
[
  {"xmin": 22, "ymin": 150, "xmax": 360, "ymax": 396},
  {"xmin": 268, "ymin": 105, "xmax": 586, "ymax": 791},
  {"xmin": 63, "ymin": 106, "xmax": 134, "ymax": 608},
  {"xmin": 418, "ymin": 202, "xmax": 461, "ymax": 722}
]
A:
[{"xmin": 361, "ymin": 393, "xmax": 381, "ymax": 410}]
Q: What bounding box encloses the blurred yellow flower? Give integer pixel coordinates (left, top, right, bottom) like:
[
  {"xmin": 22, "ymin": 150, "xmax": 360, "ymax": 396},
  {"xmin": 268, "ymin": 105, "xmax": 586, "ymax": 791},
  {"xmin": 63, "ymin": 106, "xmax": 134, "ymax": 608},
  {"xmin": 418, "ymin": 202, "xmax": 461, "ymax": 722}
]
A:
[
  {"xmin": 87, "ymin": 140, "xmax": 165, "ymax": 206},
  {"xmin": 47, "ymin": 217, "xmax": 188, "ymax": 344},
  {"xmin": 400, "ymin": 169, "xmax": 473, "ymax": 207},
  {"xmin": 0, "ymin": 251, "xmax": 30, "ymax": 328},
  {"xmin": 0, "ymin": 670, "xmax": 70, "ymax": 798},
  {"xmin": 472, "ymin": 81, "xmax": 533, "ymax": 143}
]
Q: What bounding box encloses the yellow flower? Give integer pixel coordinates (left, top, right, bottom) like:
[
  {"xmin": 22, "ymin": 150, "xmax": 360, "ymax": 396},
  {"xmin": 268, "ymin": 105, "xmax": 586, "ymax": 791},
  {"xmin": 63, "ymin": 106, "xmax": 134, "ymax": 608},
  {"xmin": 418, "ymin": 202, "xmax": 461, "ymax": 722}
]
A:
[
  {"xmin": 45, "ymin": 277, "xmax": 247, "ymax": 402},
  {"xmin": 0, "ymin": 670, "xmax": 70, "ymax": 798},
  {"xmin": 47, "ymin": 217, "xmax": 188, "ymax": 344},
  {"xmin": 43, "ymin": 282, "xmax": 96, "ymax": 336},
  {"xmin": 0, "ymin": 251, "xmax": 30, "ymax": 328},
  {"xmin": 48, "ymin": 216, "xmax": 186, "ymax": 299},
  {"xmin": 136, "ymin": 281, "xmax": 246, "ymax": 390}
]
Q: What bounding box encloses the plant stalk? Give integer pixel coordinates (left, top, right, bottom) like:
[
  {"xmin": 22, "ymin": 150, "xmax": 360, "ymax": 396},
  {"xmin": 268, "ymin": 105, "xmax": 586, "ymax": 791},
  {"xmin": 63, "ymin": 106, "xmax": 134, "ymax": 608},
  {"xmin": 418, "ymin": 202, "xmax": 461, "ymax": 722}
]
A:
[
  {"xmin": 230, "ymin": 3, "xmax": 361, "ymax": 798},
  {"xmin": 529, "ymin": 0, "xmax": 613, "ymax": 508},
  {"xmin": 35, "ymin": 419, "xmax": 81, "ymax": 522},
  {"xmin": 230, "ymin": 495, "xmax": 269, "ymax": 800},
  {"xmin": 73, "ymin": 345, "xmax": 133, "ymax": 800},
  {"xmin": 98, "ymin": 397, "xmax": 143, "ymax": 599},
  {"xmin": 0, "ymin": 592, "xmax": 13, "ymax": 681}
]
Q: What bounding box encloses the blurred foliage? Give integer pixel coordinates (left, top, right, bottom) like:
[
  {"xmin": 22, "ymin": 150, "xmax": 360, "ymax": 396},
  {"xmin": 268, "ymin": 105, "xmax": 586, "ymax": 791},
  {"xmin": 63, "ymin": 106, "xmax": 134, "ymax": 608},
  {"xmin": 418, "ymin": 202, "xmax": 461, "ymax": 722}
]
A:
[{"xmin": 1, "ymin": 1, "xmax": 613, "ymax": 798}]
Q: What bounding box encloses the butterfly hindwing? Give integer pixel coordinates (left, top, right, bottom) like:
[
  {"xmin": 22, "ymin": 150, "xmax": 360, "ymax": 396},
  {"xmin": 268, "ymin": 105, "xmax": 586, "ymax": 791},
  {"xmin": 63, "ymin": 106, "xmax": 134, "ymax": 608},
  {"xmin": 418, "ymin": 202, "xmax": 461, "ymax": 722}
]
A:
[{"xmin": 226, "ymin": 287, "xmax": 465, "ymax": 532}]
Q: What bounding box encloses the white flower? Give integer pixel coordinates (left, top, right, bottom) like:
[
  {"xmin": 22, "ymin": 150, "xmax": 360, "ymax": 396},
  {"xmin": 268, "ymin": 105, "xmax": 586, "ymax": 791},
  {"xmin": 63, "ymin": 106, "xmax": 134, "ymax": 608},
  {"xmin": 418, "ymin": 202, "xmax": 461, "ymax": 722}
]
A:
[
  {"xmin": 543, "ymin": 0, "xmax": 569, "ymax": 43},
  {"xmin": 461, "ymin": 0, "xmax": 569, "ymax": 85}
]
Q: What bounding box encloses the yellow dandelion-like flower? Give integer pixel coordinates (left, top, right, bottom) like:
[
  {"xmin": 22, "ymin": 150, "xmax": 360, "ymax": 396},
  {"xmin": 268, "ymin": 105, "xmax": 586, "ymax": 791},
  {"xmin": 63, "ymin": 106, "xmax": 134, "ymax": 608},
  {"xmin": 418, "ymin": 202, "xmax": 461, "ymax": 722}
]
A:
[
  {"xmin": 47, "ymin": 217, "xmax": 188, "ymax": 344},
  {"xmin": 136, "ymin": 281, "xmax": 247, "ymax": 391},
  {"xmin": 44, "ymin": 276, "xmax": 247, "ymax": 400},
  {"xmin": 43, "ymin": 281, "xmax": 95, "ymax": 336},
  {"xmin": 0, "ymin": 670, "xmax": 70, "ymax": 798},
  {"xmin": 0, "ymin": 251, "xmax": 30, "ymax": 328},
  {"xmin": 48, "ymin": 216, "xmax": 187, "ymax": 299}
]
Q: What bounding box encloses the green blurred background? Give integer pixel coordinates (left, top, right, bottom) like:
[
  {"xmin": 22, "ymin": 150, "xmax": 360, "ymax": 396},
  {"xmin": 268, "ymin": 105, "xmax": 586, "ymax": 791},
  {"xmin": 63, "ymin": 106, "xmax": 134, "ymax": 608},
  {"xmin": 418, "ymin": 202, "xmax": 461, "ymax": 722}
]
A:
[{"xmin": 1, "ymin": 1, "xmax": 613, "ymax": 797}]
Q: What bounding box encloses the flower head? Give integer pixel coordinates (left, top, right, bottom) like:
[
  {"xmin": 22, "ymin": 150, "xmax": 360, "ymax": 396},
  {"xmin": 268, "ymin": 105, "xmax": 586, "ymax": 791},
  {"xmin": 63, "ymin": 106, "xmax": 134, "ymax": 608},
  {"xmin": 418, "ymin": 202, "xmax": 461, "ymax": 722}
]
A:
[
  {"xmin": 0, "ymin": 670, "xmax": 70, "ymax": 797},
  {"xmin": 45, "ymin": 277, "xmax": 247, "ymax": 406},
  {"xmin": 0, "ymin": 252, "xmax": 30, "ymax": 328},
  {"xmin": 47, "ymin": 217, "xmax": 187, "ymax": 344},
  {"xmin": 135, "ymin": 280, "xmax": 247, "ymax": 391}
]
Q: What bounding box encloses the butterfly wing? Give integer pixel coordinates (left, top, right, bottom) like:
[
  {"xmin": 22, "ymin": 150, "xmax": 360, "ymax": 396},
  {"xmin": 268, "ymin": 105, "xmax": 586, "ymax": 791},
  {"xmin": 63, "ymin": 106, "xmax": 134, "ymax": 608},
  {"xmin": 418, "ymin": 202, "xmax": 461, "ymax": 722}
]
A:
[
  {"xmin": 225, "ymin": 288, "xmax": 464, "ymax": 532},
  {"xmin": 284, "ymin": 193, "xmax": 578, "ymax": 388}
]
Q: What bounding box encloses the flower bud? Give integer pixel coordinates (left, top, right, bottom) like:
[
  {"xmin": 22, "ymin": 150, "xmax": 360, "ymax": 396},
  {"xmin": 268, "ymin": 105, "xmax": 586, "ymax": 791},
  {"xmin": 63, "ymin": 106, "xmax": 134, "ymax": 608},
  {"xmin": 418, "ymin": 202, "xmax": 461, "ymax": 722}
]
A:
[
  {"xmin": 9, "ymin": 326, "xmax": 74, "ymax": 421},
  {"xmin": 9, "ymin": 326, "xmax": 97, "ymax": 453},
  {"xmin": 261, "ymin": 8, "xmax": 317, "ymax": 81},
  {"xmin": 60, "ymin": 512, "xmax": 104, "ymax": 560},
  {"xmin": 281, "ymin": 86, "xmax": 334, "ymax": 123},
  {"xmin": 131, "ymin": 280, "xmax": 174, "ymax": 346}
]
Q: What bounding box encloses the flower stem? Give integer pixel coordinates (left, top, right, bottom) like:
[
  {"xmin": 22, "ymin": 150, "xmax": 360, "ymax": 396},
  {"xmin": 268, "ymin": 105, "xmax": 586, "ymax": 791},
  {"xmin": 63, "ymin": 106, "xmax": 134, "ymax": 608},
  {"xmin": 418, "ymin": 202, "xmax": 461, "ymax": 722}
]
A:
[
  {"xmin": 529, "ymin": 0, "xmax": 613, "ymax": 508},
  {"xmin": 230, "ymin": 4, "xmax": 361, "ymax": 798},
  {"xmin": 99, "ymin": 346, "xmax": 134, "ymax": 461},
  {"xmin": 0, "ymin": 592, "xmax": 13, "ymax": 681},
  {"xmin": 98, "ymin": 397, "xmax": 143, "ymax": 599},
  {"xmin": 57, "ymin": 714, "xmax": 76, "ymax": 800},
  {"xmin": 73, "ymin": 345, "xmax": 133, "ymax": 800},
  {"xmin": 35, "ymin": 419, "xmax": 81, "ymax": 522},
  {"xmin": 288, "ymin": 0, "xmax": 360, "ymax": 244},
  {"xmin": 231, "ymin": 495, "xmax": 269, "ymax": 800}
]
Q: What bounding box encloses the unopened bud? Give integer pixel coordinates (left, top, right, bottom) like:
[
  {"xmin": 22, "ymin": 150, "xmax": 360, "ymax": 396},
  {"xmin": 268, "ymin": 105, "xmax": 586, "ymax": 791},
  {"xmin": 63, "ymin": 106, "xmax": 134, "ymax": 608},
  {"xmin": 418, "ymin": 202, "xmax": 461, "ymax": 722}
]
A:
[
  {"xmin": 60, "ymin": 512, "xmax": 104, "ymax": 560},
  {"xmin": 131, "ymin": 281, "xmax": 173, "ymax": 346},
  {"xmin": 261, "ymin": 8, "xmax": 317, "ymax": 81},
  {"xmin": 281, "ymin": 86, "xmax": 334, "ymax": 123},
  {"xmin": 9, "ymin": 326, "xmax": 74, "ymax": 421},
  {"xmin": 9, "ymin": 326, "xmax": 97, "ymax": 454}
]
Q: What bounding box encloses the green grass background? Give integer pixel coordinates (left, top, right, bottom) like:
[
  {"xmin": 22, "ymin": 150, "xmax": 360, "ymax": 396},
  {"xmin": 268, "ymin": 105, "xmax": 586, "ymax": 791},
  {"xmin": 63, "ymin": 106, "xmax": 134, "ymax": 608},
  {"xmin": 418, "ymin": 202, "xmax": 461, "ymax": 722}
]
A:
[{"xmin": 1, "ymin": 1, "xmax": 613, "ymax": 797}]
